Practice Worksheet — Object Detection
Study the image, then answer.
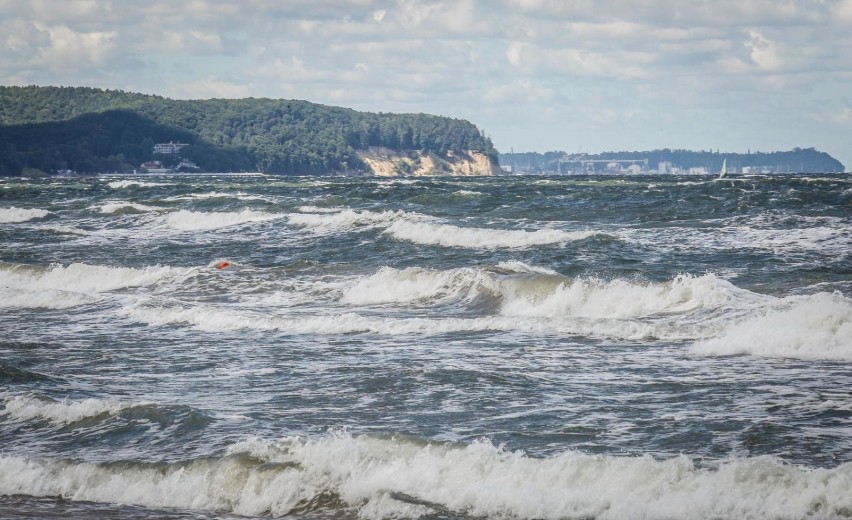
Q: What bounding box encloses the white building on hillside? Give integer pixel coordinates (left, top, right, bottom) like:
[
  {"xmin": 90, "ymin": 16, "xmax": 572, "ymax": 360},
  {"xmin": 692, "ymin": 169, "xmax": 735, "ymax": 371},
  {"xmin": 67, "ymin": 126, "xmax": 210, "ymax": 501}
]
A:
[{"xmin": 153, "ymin": 142, "xmax": 189, "ymax": 154}]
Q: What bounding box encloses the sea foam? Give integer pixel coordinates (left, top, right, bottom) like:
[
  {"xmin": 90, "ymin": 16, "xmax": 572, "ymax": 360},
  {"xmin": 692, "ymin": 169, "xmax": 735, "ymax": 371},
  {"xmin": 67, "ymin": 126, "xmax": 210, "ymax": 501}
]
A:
[
  {"xmin": 164, "ymin": 209, "xmax": 283, "ymax": 230},
  {"xmin": 1, "ymin": 394, "xmax": 131, "ymax": 425},
  {"xmin": 107, "ymin": 180, "xmax": 169, "ymax": 189},
  {"xmin": 0, "ymin": 434, "xmax": 850, "ymax": 520},
  {"xmin": 95, "ymin": 201, "xmax": 162, "ymax": 214},
  {"xmin": 0, "ymin": 262, "xmax": 194, "ymax": 309},
  {"xmin": 0, "ymin": 206, "xmax": 50, "ymax": 223},
  {"xmin": 690, "ymin": 291, "xmax": 852, "ymax": 361},
  {"xmin": 500, "ymin": 273, "xmax": 755, "ymax": 319},
  {"xmin": 385, "ymin": 220, "xmax": 598, "ymax": 249},
  {"xmin": 288, "ymin": 209, "xmax": 417, "ymax": 233}
]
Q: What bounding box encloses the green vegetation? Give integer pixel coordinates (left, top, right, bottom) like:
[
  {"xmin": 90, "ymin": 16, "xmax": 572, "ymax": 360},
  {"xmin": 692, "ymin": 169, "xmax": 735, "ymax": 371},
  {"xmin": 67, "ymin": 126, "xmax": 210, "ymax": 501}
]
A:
[
  {"xmin": 0, "ymin": 86, "xmax": 497, "ymax": 175},
  {"xmin": 500, "ymin": 148, "xmax": 845, "ymax": 174}
]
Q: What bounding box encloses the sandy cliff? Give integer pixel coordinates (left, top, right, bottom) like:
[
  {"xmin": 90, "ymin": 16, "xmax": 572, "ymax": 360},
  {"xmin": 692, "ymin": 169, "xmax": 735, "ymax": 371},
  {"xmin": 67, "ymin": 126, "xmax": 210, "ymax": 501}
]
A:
[{"xmin": 357, "ymin": 147, "xmax": 499, "ymax": 176}]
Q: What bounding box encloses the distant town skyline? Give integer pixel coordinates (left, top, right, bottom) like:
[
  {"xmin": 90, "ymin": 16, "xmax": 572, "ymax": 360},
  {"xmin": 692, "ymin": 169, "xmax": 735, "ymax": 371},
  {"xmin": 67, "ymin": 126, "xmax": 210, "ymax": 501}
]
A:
[{"xmin": 1, "ymin": 0, "xmax": 850, "ymax": 171}]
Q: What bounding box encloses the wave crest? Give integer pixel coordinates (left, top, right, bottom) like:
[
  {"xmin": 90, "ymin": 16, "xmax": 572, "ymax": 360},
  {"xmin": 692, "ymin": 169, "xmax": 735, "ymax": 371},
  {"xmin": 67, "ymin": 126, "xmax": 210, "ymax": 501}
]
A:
[
  {"xmin": 0, "ymin": 262, "xmax": 195, "ymax": 309},
  {"xmin": 0, "ymin": 206, "xmax": 50, "ymax": 223},
  {"xmin": 690, "ymin": 291, "xmax": 852, "ymax": 360},
  {"xmin": 385, "ymin": 220, "xmax": 598, "ymax": 249},
  {"xmin": 164, "ymin": 209, "xmax": 282, "ymax": 230},
  {"xmin": 1, "ymin": 434, "xmax": 850, "ymax": 519}
]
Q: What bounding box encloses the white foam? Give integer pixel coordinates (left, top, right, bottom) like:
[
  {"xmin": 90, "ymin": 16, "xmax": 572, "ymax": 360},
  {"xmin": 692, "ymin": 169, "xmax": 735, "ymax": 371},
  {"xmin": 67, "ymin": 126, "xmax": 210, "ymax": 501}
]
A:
[
  {"xmin": 0, "ymin": 206, "xmax": 50, "ymax": 223},
  {"xmin": 495, "ymin": 260, "xmax": 560, "ymax": 275},
  {"xmin": 385, "ymin": 220, "xmax": 597, "ymax": 249},
  {"xmin": 288, "ymin": 209, "xmax": 417, "ymax": 233},
  {"xmin": 164, "ymin": 209, "xmax": 283, "ymax": 230},
  {"xmin": 340, "ymin": 263, "xmax": 560, "ymax": 307},
  {"xmin": 163, "ymin": 192, "xmax": 272, "ymax": 202},
  {"xmin": 296, "ymin": 205, "xmax": 343, "ymax": 213},
  {"xmin": 501, "ymin": 273, "xmax": 752, "ymax": 320},
  {"xmin": 0, "ymin": 394, "xmax": 130, "ymax": 424},
  {"xmin": 1, "ymin": 434, "xmax": 850, "ymax": 519},
  {"xmin": 340, "ymin": 267, "xmax": 487, "ymax": 305},
  {"xmin": 107, "ymin": 180, "xmax": 168, "ymax": 189},
  {"xmin": 690, "ymin": 291, "xmax": 852, "ymax": 361},
  {"xmin": 95, "ymin": 202, "xmax": 162, "ymax": 214},
  {"xmin": 0, "ymin": 263, "xmax": 195, "ymax": 308},
  {"xmin": 121, "ymin": 304, "xmax": 517, "ymax": 335}
]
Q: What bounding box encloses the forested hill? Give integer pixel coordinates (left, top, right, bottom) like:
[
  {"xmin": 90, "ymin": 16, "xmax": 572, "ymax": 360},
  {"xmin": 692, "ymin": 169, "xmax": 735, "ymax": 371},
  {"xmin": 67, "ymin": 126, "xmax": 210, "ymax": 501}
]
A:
[{"xmin": 0, "ymin": 85, "xmax": 498, "ymax": 175}]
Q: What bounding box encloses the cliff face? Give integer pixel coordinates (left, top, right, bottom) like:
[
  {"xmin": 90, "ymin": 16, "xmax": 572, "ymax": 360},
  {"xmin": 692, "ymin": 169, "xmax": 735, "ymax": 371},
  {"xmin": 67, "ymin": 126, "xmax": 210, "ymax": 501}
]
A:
[{"xmin": 357, "ymin": 147, "xmax": 500, "ymax": 176}]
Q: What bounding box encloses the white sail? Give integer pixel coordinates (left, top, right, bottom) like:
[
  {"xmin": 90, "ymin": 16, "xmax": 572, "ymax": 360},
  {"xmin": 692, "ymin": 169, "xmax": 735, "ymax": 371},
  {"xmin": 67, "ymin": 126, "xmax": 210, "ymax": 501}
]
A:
[{"xmin": 719, "ymin": 158, "xmax": 728, "ymax": 178}]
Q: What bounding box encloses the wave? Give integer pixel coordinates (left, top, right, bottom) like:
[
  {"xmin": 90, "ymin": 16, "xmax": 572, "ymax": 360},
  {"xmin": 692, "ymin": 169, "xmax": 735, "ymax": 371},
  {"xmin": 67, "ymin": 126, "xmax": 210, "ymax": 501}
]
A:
[
  {"xmin": 0, "ymin": 262, "xmax": 195, "ymax": 309},
  {"xmin": 0, "ymin": 206, "xmax": 50, "ymax": 223},
  {"xmin": 690, "ymin": 291, "xmax": 852, "ymax": 361},
  {"xmin": 500, "ymin": 273, "xmax": 757, "ymax": 320},
  {"xmin": 1, "ymin": 394, "xmax": 131, "ymax": 425},
  {"xmin": 107, "ymin": 180, "xmax": 169, "ymax": 189},
  {"xmin": 121, "ymin": 304, "xmax": 517, "ymax": 335},
  {"xmin": 340, "ymin": 266, "xmax": 492, "ymax": 306},
  {"xmin": 163, "ymin": 191, "xmax": 272, "ymax": 202},
  {"xmin": 339, "ymin": 262, "xmax": 562, "ymax": 307},
  {"xmin": 0, "ymin": 363, "xmax": 54, "ymax": 384},
  {"xmin": 95, "ymin": 201, "xmax": 163, "ymax": 214},
  {"xmin": 287, "ymin": 208, "xmax": 417, "ymax": 233},
  {"xmin": 163, "ymin": 209, "xmax": 283, "ymax": 231},
  {"xmin": 1, "ymin": 434, "xmax": 850, "ymax": 519},
  {"xmin": 385, "ymin": 220, "xmax": 599, "ymax": 249}
]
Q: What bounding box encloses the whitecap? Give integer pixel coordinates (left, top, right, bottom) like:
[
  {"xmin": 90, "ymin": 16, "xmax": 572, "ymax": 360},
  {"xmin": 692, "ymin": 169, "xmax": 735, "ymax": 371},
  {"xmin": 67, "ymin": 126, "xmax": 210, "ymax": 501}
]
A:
[
  {"xmin": 0, "ymin": 394, "xmax": 131, "ymax": 424},
  {"xmin": 385, "ymin": 220, "xmax": 598, "ymax": 249},
  {"xmin": 690, "ymin": 291, "xmax": 852, "ymax": 361},
  {"xmin": 0, "ymin": 206, "xmax": 50, "ymax": 223},
  {"xmin": 164, "ymin": 209, "xmax": 283, "ymax": 231},
  {"xmin": 2, "ymin": 434, "xmax": 850, "ymax": 519}
]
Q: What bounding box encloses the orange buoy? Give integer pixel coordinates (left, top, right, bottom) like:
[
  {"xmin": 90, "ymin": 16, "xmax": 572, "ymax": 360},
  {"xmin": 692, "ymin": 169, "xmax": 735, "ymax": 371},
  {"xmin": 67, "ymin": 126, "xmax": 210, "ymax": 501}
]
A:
[{"xmin": 215, "ymin": 261, "xmax": 230, "ymax": 269}]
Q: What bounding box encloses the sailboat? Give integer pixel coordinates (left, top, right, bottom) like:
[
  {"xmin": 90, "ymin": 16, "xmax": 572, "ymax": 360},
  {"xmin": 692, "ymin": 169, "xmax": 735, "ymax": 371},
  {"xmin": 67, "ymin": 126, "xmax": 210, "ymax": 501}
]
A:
[{"xmin": 718, "ymin": 158, "xmax": 728, "ymax": 179}]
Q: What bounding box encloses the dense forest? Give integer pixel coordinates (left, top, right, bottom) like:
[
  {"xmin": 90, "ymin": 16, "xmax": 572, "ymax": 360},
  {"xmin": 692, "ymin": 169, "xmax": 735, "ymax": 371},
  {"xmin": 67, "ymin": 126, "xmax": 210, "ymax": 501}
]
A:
[
  {"xmin": 500, "ymin": 148, "xmax": 845, "ymax": 174},
  {"xmin": 0, "ymin": 86, "xmax": 498, "ymax": 175}
]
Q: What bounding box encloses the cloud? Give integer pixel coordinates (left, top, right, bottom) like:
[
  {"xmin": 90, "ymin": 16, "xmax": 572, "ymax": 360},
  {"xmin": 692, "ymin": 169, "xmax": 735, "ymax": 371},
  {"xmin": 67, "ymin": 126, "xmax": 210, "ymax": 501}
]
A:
[{"xmin": 0, "ymin": 0, "xmax": 850, "ymax": 169}]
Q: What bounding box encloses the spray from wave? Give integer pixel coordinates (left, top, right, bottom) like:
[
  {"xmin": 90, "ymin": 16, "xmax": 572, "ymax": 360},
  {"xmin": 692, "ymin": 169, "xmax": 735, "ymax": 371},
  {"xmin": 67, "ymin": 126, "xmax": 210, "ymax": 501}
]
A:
[
  {"xmin": 1, "ymin": 394, "xmax": 132, "ymax": 425},
  {"xmin": 0, "ymin": 206, "xmax": 50, "ymax": 223},
  {"xmin": 164, "ymin": 209, "xmax": 283, "ymax": 231},
  {"xmin": 0, "ymin": 433, "xmax": 849, "ymax": 520},
  {"xmin": 690, "ymin": 291, "xmax": 852, "ymax": 361},
  {"xmin": 385, "ymin": 220, "xmax": 598, "ymax": 249},
  {"xmin": 0, "ymin": 262, "xmax": 196, "ymax": 309}
]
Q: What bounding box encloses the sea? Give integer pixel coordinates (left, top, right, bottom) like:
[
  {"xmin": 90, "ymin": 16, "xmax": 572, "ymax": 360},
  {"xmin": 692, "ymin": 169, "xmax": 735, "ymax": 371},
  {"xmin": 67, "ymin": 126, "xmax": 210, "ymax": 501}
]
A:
[{"xmin": 1, "ymin": 173, "xmax": 851, "ymax": 520}]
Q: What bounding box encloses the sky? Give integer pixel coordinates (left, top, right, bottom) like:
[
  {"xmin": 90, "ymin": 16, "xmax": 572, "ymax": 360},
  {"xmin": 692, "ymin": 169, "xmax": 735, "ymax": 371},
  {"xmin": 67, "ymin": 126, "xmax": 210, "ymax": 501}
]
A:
[{"xmin": 2, "ymin": 0, "xmax": 851, "ymax": 170}]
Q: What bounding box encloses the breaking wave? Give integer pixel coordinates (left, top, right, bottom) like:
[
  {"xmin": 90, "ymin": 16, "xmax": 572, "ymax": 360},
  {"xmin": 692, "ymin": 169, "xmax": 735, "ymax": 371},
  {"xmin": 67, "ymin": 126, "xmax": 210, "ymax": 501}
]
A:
[
  {"xmin": 95, "ymin": 201, "xmax": 163, "ymax": 214},
  {"xmin": 163, "ymin": 209, "xmax": 283, "ymax": 231},
  {"xmin": 1, "ymin": 434, "xmax": 850, "ymax": 520},
  {"xmin": 288, "ymin": 208, "xmax": 418, "ymax": 233},
  {"xmin": 385, "ymin": 220, "xmax": 599, "ymax": 249},
  {"xmin": 0, "ymin": 262, "xmax": 195, "ymax": 309},
  {"xmin": 0, "ymin": 206, "xmax": 50, "ymax": 223},
  {"xmin": 690, "ymin": 291, "xmax": 852, "ymax": 361},
  {"xmin": 107, "ymin": 180, "xmax": 169, "ymax": 189},
  {"xmin": 1, "ymin": 394, "xmax": 132, "ymax": 425}
]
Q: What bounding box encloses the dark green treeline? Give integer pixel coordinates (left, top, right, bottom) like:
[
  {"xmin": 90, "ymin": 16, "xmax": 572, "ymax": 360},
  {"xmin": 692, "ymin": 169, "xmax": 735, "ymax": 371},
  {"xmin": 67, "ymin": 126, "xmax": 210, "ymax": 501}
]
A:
[{"xmin": 0, "ymin": 86, "xmax": 497, "ymax": 175}]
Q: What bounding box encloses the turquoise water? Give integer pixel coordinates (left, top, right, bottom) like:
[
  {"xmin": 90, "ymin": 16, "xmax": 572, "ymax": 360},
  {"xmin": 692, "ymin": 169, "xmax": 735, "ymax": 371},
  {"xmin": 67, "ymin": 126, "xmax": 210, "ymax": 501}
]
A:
[{"xmin": 1, "ymin": 173, "xmax": 851, "ymax": 519}]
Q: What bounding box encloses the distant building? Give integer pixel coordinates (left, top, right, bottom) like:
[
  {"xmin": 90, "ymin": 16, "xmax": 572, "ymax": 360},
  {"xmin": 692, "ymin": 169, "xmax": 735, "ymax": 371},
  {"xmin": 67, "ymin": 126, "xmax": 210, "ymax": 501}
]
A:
[
  {"xmin": 153, "ymin": 141, "xmax": 189, "ymax": 154},
  {"xmin": 688, "ymin": 167, "xmax": 708, "ymax": 175},
  {"xmin": 658, "ymin": 161, "xmax": 672, "ymax": 174}
]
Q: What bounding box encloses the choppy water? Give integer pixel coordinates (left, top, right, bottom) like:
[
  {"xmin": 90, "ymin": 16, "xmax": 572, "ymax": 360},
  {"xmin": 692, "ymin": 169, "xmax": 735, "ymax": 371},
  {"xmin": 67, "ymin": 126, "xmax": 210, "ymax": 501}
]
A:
[{"xmin": 1, "ymin": 173, "xmax": 851, "ymax": 520}]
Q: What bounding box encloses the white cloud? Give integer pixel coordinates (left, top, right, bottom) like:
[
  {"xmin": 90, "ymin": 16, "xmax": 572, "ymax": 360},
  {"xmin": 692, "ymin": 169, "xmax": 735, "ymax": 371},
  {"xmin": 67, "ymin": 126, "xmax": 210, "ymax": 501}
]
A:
[
  {"xmin": 33, "ymin": 23, "xmax": 118, "ymax": 70},
  {"xmin": 0, "ymin": 0, "xmax": 850, "ymax": 169}
]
